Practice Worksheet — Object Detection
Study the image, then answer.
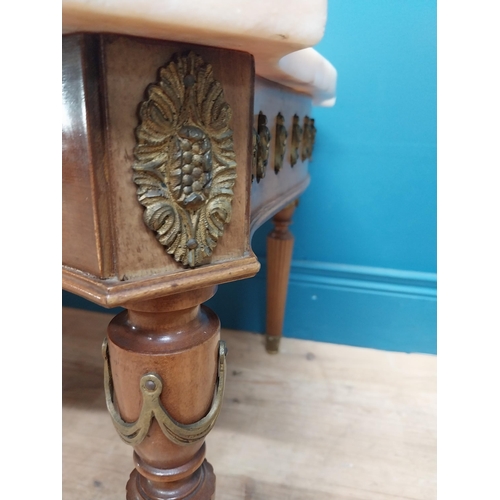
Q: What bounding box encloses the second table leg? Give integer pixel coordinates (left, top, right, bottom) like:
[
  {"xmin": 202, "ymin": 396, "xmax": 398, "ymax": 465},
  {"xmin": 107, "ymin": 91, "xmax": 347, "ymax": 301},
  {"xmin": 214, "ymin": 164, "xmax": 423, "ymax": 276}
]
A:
[{"xmin": 265, "ymin": 200, "xmax": 298, "ymax": 354}]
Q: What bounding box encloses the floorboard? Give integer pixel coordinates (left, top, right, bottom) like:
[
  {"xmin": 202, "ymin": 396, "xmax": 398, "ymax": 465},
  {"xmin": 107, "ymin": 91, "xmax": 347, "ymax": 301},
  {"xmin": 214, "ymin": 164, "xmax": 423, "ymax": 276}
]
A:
[{"xmin": 62, "ymin": 307, "xmax": 436, "ymax": 500}]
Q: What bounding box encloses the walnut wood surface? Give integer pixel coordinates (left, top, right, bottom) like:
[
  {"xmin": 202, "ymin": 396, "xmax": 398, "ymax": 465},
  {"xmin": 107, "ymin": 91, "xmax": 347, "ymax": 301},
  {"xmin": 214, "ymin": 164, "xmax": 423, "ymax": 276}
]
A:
[
  {"xmin": 62, "ymin": 34, "xmax": 317, "ymax": 307},
  {"xmin": 63, "ymin": 254, "xmax": 260, "ymax": 307},
  {"xmin": 62, "ymin": 34, "xmax": 259, "ymax": 305},
  {"xmin": 265, "ymin": 201, "xmax": 298, "ymax": 353},
  {"xmin": 62, "ymin": 35, "xmax": 113, "ymax": 277},
  {"xmin": 102, "ymin": 35, "xmax": 254, "ymax": 279},
  {"xmin": 106, "ymin": 288, "xmax": 220, "ymax": 499}
]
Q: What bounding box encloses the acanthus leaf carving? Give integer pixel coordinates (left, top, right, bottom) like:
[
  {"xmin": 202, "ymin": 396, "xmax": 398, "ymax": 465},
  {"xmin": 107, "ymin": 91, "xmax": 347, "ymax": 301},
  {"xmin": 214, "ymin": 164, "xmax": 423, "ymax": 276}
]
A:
[
  {"xmin": 255, "ymin": 111, "xmax": 271, "ymax": 182},
  {"xmin": 301, "ymin": 116, "xmax": 317, "ymax": 162},
  {"xmin": 132, "ymin": 52, "xmax": 237, "ymax": 268},
  {"xmin": 290, "ymin": 114, "xmax": 302, "ymax": 167},
  {"xmin": 274, "ymin": 112, "xmax": 287, "ymax": 174}
]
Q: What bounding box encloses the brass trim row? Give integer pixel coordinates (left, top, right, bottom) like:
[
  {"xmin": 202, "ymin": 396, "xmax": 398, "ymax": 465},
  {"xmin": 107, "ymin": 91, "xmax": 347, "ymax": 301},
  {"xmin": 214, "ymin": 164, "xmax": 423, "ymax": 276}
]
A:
[{"xmin": 252, "ymin": 112, "xmax": 317, "ymax": 183}]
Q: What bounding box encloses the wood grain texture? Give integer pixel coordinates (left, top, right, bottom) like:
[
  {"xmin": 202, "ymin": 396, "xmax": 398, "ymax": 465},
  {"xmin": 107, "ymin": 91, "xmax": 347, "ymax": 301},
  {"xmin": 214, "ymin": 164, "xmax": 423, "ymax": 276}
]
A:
[
  {"xmin": 62, "ymin": 34, "xmax": 113, "ymax": 277},
  {"xmin": 62, "ymin": 33, "xmax": 259, "ymax": 305},
  {"xmin": 63, "ymin": 307, "xmax": 436, "ymax": 500},
  {"xmin": 102, "ymin": 34, "xmax": 255, "ymax": 280},
  {"xmin": 106, "ymin": 288, "xmax": 222, "ymax": 499},
  {"xmin": 265, "ymin": 201, "xmax": 298, "ymax": 354},
  {"xmin": 62, "ymin": 255, "xmax": 260, "ymax": 307}
]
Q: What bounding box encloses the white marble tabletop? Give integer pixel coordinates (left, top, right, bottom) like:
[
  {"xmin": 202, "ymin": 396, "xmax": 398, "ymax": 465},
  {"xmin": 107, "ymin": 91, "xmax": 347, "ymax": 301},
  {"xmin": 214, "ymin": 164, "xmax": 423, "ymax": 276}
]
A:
[{"xmin": 63, "ymin": 0, "xmax": 336, "ymax": 106}]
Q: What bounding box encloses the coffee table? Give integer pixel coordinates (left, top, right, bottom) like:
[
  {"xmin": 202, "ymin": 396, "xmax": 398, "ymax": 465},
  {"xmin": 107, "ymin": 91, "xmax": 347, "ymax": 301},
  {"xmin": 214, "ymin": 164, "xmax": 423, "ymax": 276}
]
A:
[{"xmin": 62, "ymin": 2, "xmax": 336, "ymax": 497}]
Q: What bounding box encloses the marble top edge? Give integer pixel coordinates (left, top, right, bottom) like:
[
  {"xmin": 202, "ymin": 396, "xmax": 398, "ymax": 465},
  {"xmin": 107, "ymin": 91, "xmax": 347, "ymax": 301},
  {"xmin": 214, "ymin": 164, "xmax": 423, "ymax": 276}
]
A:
[{"xmin": 62, "ymin": 0, "xmax": 336, "ymax": 105}]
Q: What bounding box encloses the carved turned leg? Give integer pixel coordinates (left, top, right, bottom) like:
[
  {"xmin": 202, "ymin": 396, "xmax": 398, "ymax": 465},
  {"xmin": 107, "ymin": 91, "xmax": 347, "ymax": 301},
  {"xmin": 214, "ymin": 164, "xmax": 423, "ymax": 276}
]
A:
[
  {"xmin": 265, "ymin": 200, "xmax": 299, "ymax": 354},
  {"xmin": 103, "ymin": 286, "xmax": 225, "ymax": 499}
]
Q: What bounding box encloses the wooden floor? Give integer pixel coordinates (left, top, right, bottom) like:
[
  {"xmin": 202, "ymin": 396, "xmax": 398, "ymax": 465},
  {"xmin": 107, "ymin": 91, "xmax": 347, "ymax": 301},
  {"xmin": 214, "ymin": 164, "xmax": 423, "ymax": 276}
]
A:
[{"xmin": 63, "ymin": 307, "xmax": 436, "ymax": 500}]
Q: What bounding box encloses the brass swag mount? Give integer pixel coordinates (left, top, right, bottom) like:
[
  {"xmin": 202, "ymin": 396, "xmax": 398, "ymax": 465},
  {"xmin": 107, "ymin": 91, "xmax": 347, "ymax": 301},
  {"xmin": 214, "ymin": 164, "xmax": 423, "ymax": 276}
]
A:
[{"xmin": 102, "ymin": 338, "xmax": 227, "ymax": 447}]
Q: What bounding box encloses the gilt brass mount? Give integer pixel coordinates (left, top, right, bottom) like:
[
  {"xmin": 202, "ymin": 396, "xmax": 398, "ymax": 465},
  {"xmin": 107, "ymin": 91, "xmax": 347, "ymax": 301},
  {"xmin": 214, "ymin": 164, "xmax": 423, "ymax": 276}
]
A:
[
  {"xmin": 301, "ymin": 116, "xmax": 316, "ymax": 161},
  {"xmin": 290, "ymin": 114, "xmax": 302, "ymax": 167},
  {"xmin": 132, "ymin": 52, "xmax": 237, "ymax": 268},
  {"xmin": 252, "ymin": 112, "xmax": 272, "ymax": 183},
  {"xmin": 274, "ymin": 112, "xmax": 288, "ymax": 174},
  {"xmin": 265, "ymin": 334, "xmax": 281, "ymax": 354},
  {"xmin": 102, "ymin": 338, "xmax": 227, "ymax": 447}
]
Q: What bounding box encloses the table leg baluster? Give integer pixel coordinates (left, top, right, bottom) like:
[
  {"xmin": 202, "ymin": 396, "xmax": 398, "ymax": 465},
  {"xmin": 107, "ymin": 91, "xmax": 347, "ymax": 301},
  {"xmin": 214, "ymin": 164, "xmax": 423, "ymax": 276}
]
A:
[
  {"xmin": 104, "ymin": 287, "xmax": 224, "ymax": 499},
  {"xmin": 265, "ymin": 200, "xmax": 298, "ymax": 354}
]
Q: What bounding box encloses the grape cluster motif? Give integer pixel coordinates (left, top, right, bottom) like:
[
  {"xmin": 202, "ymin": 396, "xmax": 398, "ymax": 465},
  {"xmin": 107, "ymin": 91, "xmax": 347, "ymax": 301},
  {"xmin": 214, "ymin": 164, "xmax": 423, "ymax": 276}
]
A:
[
  {"xmin": 171, "ymin": 126, "xmax": 213, "ymax": 209},
  {"xmin": 132, "ymin": 52, "xmax": 237, "ymax": 268}
]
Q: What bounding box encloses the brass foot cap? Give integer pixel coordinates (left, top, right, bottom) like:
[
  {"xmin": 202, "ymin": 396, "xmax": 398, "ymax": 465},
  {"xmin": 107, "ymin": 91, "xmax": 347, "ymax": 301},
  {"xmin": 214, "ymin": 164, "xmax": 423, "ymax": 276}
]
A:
[{"xmin": 265, "ymin": 334, "xmax": 281, "ymax": 354}]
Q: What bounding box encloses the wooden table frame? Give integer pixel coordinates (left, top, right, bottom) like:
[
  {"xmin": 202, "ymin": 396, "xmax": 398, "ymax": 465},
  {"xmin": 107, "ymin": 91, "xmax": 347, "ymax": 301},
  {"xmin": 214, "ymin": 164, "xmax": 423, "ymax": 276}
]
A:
[{"xmin": 63, "ymin": 32, "xmax": 315, "ymax": 499}]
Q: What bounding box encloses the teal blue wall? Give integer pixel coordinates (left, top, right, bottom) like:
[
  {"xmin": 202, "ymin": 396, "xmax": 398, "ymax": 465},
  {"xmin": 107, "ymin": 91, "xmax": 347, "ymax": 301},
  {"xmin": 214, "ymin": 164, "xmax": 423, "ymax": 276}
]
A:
[
  {"xmin": 207, "ymin": 0, "xmax": 437, "ymax": 353},
  {"xmin": 63, "ymin": 0, "xmax": 437, "ymax": 354}
]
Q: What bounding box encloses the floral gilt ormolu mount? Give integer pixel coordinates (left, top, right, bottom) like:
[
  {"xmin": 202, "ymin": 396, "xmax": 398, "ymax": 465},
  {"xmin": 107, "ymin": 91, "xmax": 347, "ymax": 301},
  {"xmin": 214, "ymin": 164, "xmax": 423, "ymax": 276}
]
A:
[
  {"xmin": 132, "ymin": 52, "xmax": 317, "ymax": 269},
  {"xmin": 132, "ymin": 52, "xmax": 237, "ymax": 268}
]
